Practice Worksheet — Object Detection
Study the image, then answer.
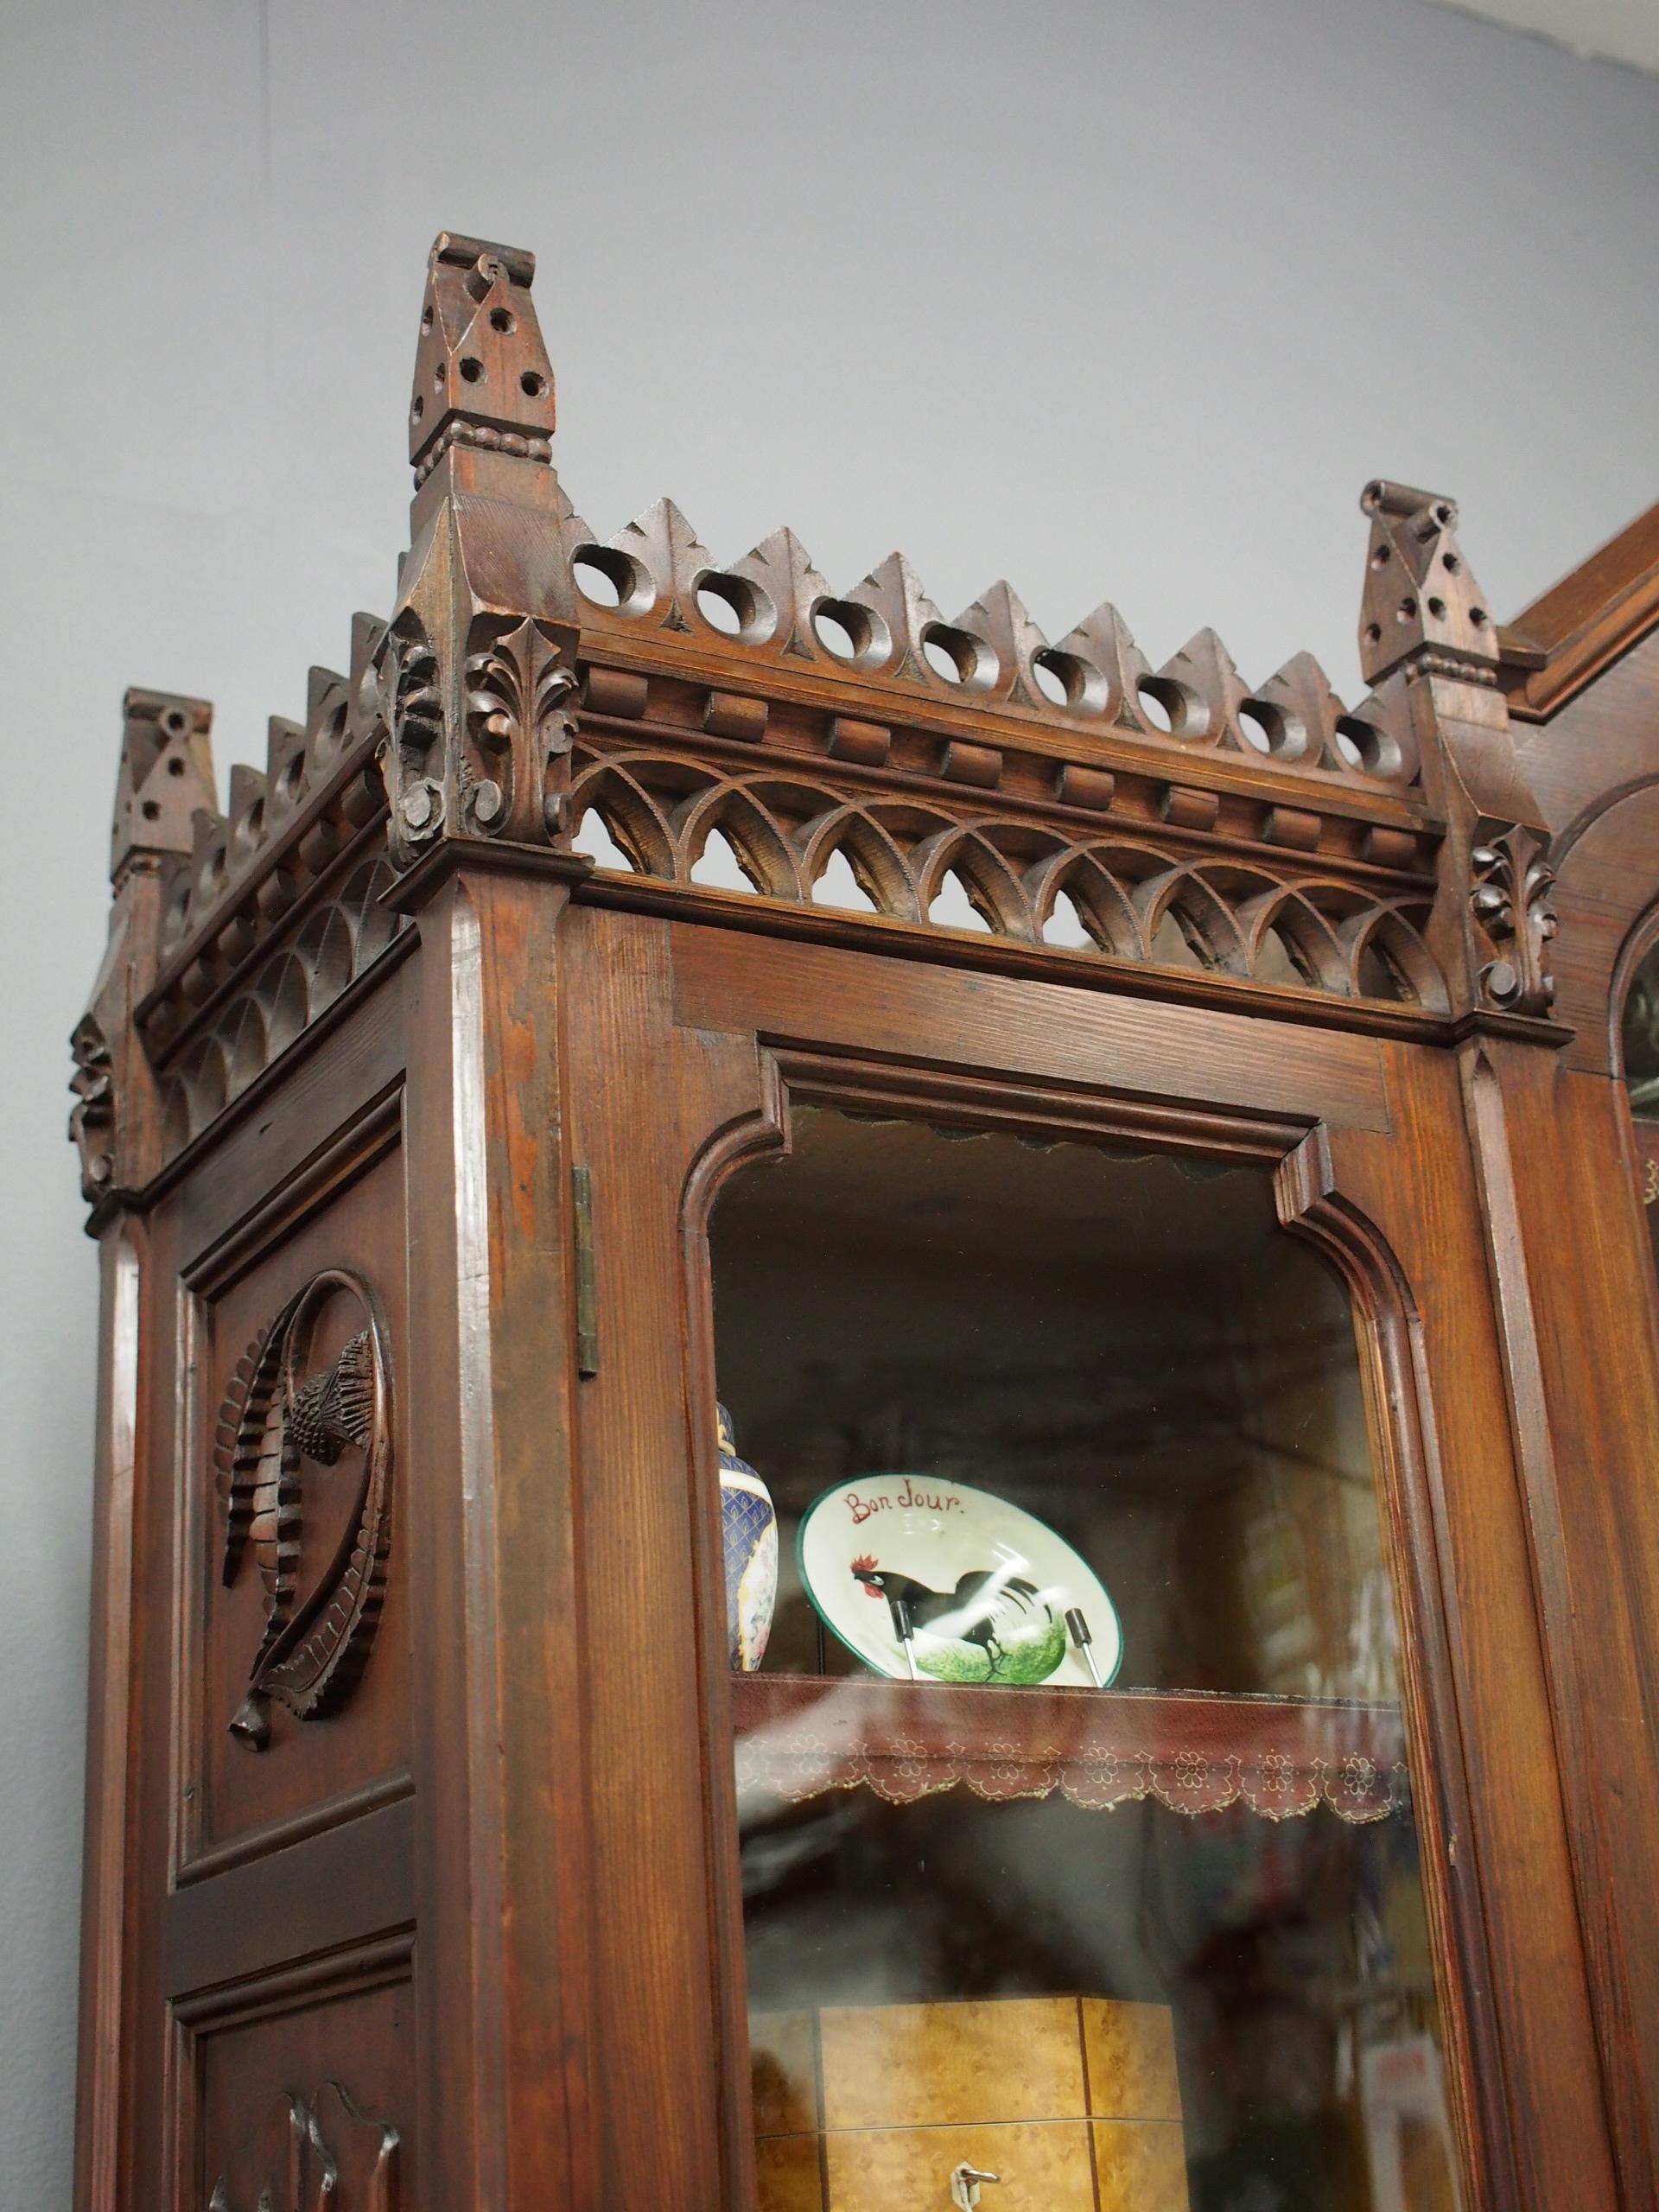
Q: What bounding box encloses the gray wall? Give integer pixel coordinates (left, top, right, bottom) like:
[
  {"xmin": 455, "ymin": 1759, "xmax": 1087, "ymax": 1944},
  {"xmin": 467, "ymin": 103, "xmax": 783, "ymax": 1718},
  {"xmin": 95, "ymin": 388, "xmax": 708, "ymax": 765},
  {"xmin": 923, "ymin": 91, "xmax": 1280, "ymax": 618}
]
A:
[{"xmin": 2, "ymin": 0, "xmax": 1655, "ymax": 2198}]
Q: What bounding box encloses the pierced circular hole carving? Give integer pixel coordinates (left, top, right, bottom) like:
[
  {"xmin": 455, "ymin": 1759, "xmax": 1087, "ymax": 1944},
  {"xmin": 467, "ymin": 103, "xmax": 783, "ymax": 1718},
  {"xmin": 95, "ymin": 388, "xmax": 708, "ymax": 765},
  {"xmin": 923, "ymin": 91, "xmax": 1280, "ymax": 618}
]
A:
[
  {"xmin": 1470, "ymin": 606, "xmax": 1490, "ymax": 629},
  {"xmin": 1236, "ymin": 702, "xmax": 1276, "ymax": 754},
  {"xmin": 1364, "ymin": 622, "xmax": 1382, "ymax": 645},
  {"xmin": 1137, "ymin": 677, "xmax": 1198, "ymax": 736},
  {"xmin": 920, "ymin": 622, "xmax": 998, "ymax": 695},
  {"xmin": 1370, "ymin": 543, "xmax": 1392, "ymax": 570},
  {"xmin": 1339, "ymin": 715, "xmax": 1406, "ymax": 780},
  {"xmin": 168, "ymin": 756, "xmax": 186, "ymax": 778},
  {"xmin": 519, "ymin": 369, "xmax": 547, "ymax": 398},
  {"xmin": 696, "ymin": 570, "xmax": 774, "ymax": 645},
  {"xmin": 573, "ymin": 544, "xmax": 656, "ymax": 616},
  {"xmin": 458, "ymin": 356, "xmax": 485, "ymax": 385},
  {"xmin": 421, "ymin": 305, "xmax": 434, "ymax": 332},
  {"xmin": 810, "ymin": 597, "xmax": 891, "ymax": 672},
  {"xmin": 1396, "ymin": 597, "xmax": 1418, "ymax": 623},
  {"xmin": 1442, "ymin": 552, "xmax": 1461, "ymax": 575},
  {"xmin": 491, "ymin": 307, "xmax": 516, "ymax": 334},
  {"xmin": 1031, "ymin": 647, "xmax": 1106, "ymax": 714},
  {"xmin": 410, "ymin": 395, "xmax": 424, "ymax": 423},
  {"xmin": 141, "ymin": 799, "xmax": 161, "ymax": 821},
  {"xmin": 162, "ymin": 707, "xmax": 188, "ymax": 737},
  {"xmin": 1427, "ymin": 595, "xmax": 1447, "ymax": 620}
]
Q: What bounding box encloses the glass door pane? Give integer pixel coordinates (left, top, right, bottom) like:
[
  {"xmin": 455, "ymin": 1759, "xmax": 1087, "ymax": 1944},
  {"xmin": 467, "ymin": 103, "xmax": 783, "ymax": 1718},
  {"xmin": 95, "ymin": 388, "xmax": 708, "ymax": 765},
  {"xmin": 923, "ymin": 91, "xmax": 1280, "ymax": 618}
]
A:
[{"xmin": 710, "ymin": 1106, "xmax": 1459, "ymax": 2212}]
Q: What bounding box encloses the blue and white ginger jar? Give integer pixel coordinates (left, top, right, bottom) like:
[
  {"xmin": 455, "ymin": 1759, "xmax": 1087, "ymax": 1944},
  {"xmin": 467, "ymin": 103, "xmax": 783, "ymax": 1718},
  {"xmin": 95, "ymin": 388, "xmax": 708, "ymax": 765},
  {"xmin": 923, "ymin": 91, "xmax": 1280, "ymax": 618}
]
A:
[{"xmin": 718, "ymin": 1404, "xmax": 777, "ymax": 1672}]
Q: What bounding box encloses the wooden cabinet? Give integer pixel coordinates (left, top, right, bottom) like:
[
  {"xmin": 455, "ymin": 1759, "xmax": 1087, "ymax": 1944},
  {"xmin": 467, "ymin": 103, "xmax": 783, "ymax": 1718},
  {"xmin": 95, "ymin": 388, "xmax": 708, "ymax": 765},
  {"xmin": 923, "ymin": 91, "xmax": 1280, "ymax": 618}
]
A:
[{"xmin": 67, "ymin": 232, "xmax": 1659, "ymax": 2211}]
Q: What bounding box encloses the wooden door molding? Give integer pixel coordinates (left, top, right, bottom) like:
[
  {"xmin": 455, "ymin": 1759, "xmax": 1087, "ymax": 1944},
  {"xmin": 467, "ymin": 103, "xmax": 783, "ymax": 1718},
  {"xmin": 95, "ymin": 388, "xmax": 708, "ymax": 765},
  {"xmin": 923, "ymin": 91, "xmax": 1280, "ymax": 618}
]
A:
[{"xmin": 603, "ymin": 908, "xmax": 1618, "ymax": 2212}]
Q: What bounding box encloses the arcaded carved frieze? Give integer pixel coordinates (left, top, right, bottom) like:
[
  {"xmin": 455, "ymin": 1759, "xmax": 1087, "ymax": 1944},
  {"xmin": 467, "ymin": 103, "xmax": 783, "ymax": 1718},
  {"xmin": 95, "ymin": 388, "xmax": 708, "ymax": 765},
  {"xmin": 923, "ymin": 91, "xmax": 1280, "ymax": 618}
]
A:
[
  {"xmin": 375, "ymin": 606, "xmax": 579, "ymax": 869},
  {"xmin": 563, "ymin": 742, "xmax": 1446, "ymax": 1012}
]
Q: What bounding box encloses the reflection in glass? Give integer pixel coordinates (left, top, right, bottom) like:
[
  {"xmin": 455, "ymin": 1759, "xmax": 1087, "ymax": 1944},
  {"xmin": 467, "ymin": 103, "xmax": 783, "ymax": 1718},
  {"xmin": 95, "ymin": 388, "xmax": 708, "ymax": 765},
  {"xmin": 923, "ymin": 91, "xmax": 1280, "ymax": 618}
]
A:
[{"xmin": 711, "ymin": 1109, "xmax": 1460, "ymax": 2212}]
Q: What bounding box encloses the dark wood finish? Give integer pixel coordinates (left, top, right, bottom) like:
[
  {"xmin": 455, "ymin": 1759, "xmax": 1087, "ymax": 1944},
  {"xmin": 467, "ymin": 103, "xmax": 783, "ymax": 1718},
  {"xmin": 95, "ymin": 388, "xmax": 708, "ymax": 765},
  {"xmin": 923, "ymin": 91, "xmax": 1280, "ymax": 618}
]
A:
[
  {"xmin": 64, "ymin": 229, "xmax": 1659, "ymax": 2212},
  {"xmin": 1500, "ymin": 499, "xmax": 1659, "ymax": 721}
]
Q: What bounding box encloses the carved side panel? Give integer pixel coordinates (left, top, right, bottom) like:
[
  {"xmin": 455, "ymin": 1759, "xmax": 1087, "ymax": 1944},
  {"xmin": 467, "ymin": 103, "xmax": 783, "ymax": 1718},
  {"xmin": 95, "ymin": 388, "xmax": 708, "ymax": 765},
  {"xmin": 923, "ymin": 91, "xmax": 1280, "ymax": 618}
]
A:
[
  {"xmin": 186, "ymin": 1139, "xmax": 410, "ymax": 1859},
  {"xmin": 191, "ymin": 1976, "xmax": 412, "ymax": 2212},
  {"xmin": 207, "ymin": 2082, "xmax": 400, "ymax": 2212},
  {"xmin": 213, "ymin": 1270, "xmax": 392, "ymax": 1752}
]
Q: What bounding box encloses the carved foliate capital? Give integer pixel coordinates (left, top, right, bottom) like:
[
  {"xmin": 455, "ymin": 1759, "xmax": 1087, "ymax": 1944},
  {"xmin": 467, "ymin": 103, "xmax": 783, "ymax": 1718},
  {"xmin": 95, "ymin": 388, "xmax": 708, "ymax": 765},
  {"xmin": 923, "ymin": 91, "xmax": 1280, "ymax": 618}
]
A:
[
  {"xmin": 1358, "ymin": 481, "xmax": 1501, "ymax": 688},
  {"xmin": 369, "ymin": 612, "xmax": 444, "ymax": 867},
  {"xmin": 408, "ymin": 232, "xmax": 555, "ymax": 481},
  {"xmin": 371, "ymin": 607, "xmax": 580, "ymax": 869},
  {"xmin": 463, "ymin": 613, "xmax": 580, "ymax": 842},
  {"xmin": 68, "ymin": 1014, "xmax": 115, "ymax": 1202},
  {"xmin": 1471, "ymin": 822, "xmax": 1557, "ymax": 1019}
]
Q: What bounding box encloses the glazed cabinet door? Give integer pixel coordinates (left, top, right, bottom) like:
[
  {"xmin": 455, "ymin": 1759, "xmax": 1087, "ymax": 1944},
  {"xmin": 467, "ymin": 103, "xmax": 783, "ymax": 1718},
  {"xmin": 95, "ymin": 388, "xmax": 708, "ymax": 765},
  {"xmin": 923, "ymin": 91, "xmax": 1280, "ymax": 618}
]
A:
[{"xmin": 562, "ymin": 903, "xmax": 1618, "ymax": 2212}]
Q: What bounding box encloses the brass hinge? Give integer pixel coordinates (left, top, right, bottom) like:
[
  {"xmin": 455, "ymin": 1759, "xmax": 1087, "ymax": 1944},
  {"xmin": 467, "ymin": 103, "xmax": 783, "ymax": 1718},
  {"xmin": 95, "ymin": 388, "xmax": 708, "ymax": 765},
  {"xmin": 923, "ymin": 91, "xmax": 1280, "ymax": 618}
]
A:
[{"xmin": 572, "ymin": 1164, "xmax": 599, "ymax": 1377}]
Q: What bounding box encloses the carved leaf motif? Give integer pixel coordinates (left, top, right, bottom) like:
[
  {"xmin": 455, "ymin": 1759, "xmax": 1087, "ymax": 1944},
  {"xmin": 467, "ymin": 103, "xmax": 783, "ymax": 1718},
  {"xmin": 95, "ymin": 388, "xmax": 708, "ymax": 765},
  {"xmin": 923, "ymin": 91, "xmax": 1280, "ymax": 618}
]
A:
[
  {"xmin": 67, "ymin": 1014, "xmax": 115, "ymax": 1201},
  {"xmin": 207, "ymin": 2082, "xmax": 400, "ymax": 2212},
  {"xmin": 1470, "ymin": 822, "xmax": 1557, "ymax": 1019},
  {"xmin": 463, "ymin": 613, "xmax": 578, "ymax": 842},
  {"xmin": 213, "ymin": 1273, "xmax": 392, "ymax": 1750},
  {"xmin": 372, "ymin": 613, "xmax": 444, "ymax": 862}
]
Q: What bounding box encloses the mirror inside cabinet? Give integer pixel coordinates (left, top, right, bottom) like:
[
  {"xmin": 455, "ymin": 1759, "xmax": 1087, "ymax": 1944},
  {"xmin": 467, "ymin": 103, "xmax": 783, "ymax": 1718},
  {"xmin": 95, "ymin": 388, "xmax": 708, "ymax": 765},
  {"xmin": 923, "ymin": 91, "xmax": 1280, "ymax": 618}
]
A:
[{"xmin": 709, "ymin": 1105, "xmax": 1461, "ymax": 2212}]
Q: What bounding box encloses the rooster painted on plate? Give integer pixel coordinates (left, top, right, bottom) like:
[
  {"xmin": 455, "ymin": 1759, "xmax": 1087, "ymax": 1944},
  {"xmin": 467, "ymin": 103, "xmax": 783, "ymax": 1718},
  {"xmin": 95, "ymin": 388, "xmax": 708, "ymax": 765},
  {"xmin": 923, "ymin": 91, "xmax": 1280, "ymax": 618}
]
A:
[{"xmin": 850, "ymin": 1555, "xmax": 1066, "ymax": 1684}]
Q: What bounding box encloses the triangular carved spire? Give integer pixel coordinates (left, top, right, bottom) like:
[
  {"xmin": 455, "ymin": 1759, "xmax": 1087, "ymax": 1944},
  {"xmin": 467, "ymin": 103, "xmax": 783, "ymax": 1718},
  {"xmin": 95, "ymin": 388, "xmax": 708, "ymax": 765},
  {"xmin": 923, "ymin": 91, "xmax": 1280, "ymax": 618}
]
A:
[
  {"xmin": 408, "ymin": 233, "xmax": 556, "ymax": 480},
  {"xmin": 726, "ymin": 528, "xmax": 831, "ymax": 661},
  {"xmin": 1358, "ymin": 480, "xmax": 1499, "ymax": 685},
  {"xmin": 109, "ymin": 689, "xmax": 217, "ymax": 882},
  {"xmin": 847, "ymin": 553, "xmax": 945, "ymax": 685},
  {"xmin": 1158, "ymin": 629, "xmax": 1248, "ymax": 747},
  {"xmin": 951, "ymin": 581, "xmax": 1050, "ymax": 709}
]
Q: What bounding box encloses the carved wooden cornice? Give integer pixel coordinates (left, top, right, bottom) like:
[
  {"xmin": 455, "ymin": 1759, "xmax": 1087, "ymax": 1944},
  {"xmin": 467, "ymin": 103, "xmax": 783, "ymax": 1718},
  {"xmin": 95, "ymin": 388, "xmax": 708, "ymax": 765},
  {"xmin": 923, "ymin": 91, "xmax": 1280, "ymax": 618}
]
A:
[
  {"xmin": 73, "ymin": 230, "xmax": 1584, "ymax": 1208},
  {"xmin": 1498, "ymin": 498, "xmax": 1659, "ymax": 722}
]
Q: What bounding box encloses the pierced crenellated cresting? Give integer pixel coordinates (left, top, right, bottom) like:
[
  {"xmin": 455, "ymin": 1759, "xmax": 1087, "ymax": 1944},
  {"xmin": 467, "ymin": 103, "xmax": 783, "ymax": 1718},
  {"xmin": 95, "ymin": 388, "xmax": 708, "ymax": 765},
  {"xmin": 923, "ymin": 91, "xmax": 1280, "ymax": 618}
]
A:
[{"xmin": 76, "ymin": 229, "xmax": 1536, "ymax": 1204}]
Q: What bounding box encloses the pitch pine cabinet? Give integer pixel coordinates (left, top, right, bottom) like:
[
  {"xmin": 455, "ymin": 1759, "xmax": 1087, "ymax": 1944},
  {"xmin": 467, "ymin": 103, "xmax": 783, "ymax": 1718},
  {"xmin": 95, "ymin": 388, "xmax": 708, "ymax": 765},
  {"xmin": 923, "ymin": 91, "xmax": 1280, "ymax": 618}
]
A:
[{"xmin": 67, "ymin": 234, "xmax": 1659, "ymax": 2212}]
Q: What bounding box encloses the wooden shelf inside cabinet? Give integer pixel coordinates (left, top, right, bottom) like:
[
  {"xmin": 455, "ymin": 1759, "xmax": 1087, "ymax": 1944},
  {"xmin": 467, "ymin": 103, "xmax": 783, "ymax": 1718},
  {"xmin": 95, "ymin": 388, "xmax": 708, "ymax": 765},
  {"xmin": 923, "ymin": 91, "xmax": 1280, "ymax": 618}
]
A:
[{"xmin": 731, "ymin": 1672, "xmax": 1408, "ymax": 1824}]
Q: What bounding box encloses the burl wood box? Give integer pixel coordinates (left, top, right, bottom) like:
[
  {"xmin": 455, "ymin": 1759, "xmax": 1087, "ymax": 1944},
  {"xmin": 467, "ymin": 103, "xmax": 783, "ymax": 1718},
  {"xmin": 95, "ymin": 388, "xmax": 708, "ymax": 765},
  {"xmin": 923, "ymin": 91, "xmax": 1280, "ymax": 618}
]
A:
[{"xmin": 751, "ymin": 1995, "xmax": 1190, "ymax": 2212}]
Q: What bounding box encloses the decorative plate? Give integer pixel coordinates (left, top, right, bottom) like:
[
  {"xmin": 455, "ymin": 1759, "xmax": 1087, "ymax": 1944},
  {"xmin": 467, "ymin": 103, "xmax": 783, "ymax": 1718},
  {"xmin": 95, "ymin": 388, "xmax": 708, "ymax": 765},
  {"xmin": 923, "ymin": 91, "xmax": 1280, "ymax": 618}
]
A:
[{"xmin": 798, "ymin": 1476, "xmax": 1122, "ymax": 1688}]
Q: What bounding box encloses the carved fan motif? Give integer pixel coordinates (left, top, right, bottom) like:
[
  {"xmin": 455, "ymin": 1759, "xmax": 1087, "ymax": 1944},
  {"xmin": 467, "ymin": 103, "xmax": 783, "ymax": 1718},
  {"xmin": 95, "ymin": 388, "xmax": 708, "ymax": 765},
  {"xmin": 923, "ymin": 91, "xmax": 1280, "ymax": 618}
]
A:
[{"xmin": 213, "ymin": 1270, "xmax": 391, "ymax": 1749}]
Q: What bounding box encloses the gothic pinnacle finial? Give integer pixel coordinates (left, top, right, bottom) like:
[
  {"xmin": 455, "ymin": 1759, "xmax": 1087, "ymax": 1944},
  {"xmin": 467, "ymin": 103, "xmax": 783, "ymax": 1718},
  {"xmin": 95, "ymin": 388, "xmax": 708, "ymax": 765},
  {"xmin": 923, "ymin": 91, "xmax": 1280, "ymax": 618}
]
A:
[
  {"xmin": 407, "ymin": 232, "xmax": 556, "ymax": 483},
  {"xmin": 109, "ymin": 688, "xmax": 217, "ymax": 882},
  {"xmin": 1357, "ymin": 480, "xmax": 1500, "ymax": 687}
]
